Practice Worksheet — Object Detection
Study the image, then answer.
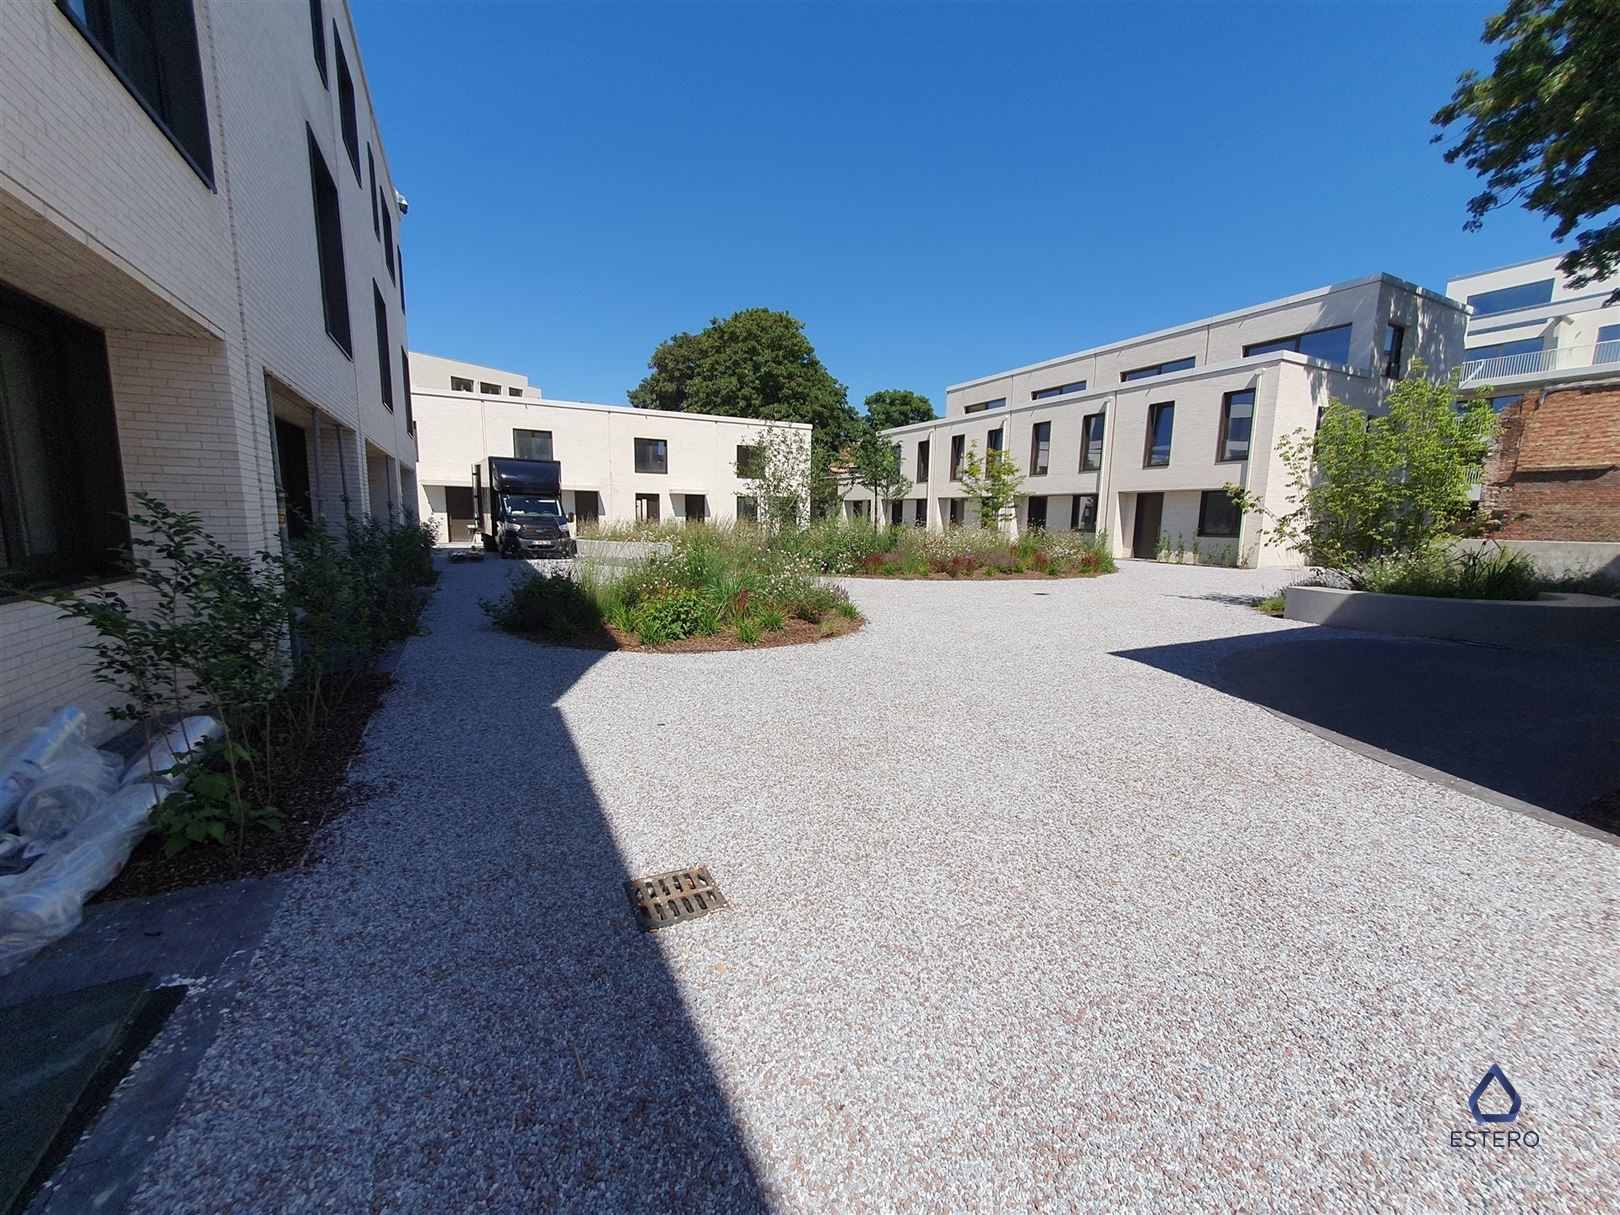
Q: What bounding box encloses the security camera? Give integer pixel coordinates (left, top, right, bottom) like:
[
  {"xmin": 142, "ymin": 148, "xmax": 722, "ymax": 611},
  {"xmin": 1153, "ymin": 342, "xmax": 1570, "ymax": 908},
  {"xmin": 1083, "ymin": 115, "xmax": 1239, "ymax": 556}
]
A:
[{"xmin": 395, "ymin": 191, "xmax": 409, "ymax": 215}]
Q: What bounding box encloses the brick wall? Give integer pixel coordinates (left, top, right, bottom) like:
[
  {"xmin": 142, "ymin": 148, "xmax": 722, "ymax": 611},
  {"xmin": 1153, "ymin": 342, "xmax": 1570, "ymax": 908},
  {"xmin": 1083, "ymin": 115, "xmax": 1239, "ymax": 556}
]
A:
[{"xmin": 1483, "ymin": 384, "xmax": 1620, "ymax": 542}]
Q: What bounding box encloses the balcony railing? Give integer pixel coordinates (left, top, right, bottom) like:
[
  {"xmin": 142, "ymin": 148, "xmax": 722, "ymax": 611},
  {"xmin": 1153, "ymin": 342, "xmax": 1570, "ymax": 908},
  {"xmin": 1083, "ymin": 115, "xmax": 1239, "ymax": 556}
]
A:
[{"xmin": 1459, "ymin": 341, "xmax": 1620, "ymax": 386}]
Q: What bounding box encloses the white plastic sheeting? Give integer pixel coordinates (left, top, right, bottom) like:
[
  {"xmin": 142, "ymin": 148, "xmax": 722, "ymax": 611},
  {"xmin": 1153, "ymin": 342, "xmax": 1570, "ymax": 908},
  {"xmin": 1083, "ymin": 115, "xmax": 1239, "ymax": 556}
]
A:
[{"xmin": 0, "ymin": 711, "xmax": 220, "ymax": 975}]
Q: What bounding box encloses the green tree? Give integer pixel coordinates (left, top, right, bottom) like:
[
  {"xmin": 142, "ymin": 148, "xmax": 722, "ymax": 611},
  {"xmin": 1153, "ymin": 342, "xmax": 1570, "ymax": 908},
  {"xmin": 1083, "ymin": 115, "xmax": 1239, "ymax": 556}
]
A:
[
  {"xmin": 957, "ymin": 441, "xmax": 1026, "ymax": 530},
  {"xmin": 738, "ymin": 424, "xmax": 811, "ymax": 531},
  {"xmin": 846, "ymin": 422, "xmax": 913, "ymax": 522},
  {"xmin": 1433, "ymin": 0, "xmax": 1620, "ymax": 293},
  {"xmin": 863, "ymin": 389, "xmax": 936, "ymax": 432},
  {"xmin": 1227, "ymin": 363, "xmax": 1496, "ymax": 569}
]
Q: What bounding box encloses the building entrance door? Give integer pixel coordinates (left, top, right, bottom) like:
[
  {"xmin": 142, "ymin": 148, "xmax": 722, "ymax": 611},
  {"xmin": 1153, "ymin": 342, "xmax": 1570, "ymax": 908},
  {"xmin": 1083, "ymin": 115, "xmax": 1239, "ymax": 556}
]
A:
[
  {"xmin": 1132, "ymin": 492, "xmax": 1163, "ymax": 559},
  {"xmin": 444, "ymin": 485, "xmax": 477, "ymax": 545}
]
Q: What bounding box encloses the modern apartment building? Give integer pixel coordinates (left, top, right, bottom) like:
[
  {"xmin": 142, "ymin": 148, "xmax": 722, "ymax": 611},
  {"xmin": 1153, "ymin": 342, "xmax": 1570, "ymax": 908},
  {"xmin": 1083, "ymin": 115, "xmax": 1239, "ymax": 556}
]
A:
[
  {"xmin": 1448, "ymin": 255, "xmax": 1620, "ymax": 554},
  {"xmin": 848, "ymin": 275, "xmax": 1465, "ymax": 567},
  {"xmin": 410, "ymin": 356, "xmax": 810, "ymax": 541},
  {"xmin": 0, "ymin": 0, "xmax": 415, "ymax": 738}
]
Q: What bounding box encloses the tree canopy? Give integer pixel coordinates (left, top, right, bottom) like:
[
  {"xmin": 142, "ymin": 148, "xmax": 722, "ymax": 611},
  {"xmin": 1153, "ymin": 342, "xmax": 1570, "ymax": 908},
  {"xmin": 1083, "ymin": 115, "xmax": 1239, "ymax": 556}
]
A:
[
  {"xmin": 1433, "ymin": 0, "xmax": 1620, "ymax": 291},
  {"xmin": 863, "ymin": 389, "xmax": 936, "ymax": 432}
]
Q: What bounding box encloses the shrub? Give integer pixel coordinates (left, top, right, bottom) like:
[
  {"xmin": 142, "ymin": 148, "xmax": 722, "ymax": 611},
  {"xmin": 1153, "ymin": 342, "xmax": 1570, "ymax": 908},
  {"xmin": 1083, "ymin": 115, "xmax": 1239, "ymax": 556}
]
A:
[
  {"xmin": 757, "ymin": 606, "xmax": 786, "ymax": 632},
  {"xmin": 1356, "ymin": 545, "xmax": 1540, "ymax": 600},
  {"xmin": 629, "ymin": 586, "xmax": 711, "ymax": 643},
  {"xmin": 482, "ymin": 571, "xmax": 602, "ymax": 639},
  {"xmin": 736, "ymin": 618, "xmax": 762, "ymax": 645}
]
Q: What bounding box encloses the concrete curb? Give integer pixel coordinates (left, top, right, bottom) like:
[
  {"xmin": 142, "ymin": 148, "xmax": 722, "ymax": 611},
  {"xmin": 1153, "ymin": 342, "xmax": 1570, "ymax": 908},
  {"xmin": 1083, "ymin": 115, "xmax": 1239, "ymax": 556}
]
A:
[{"xmin": 1283, "ymin": 585, "xmax": 1620, "ymax": 646}]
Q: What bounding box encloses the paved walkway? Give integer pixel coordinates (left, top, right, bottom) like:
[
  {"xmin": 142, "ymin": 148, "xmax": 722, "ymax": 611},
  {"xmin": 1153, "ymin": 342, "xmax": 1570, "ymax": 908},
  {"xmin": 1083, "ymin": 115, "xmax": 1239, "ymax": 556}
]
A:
[{"xmin": 128, "ymin": 556, "xmax": 1619, "ymax": 1214}]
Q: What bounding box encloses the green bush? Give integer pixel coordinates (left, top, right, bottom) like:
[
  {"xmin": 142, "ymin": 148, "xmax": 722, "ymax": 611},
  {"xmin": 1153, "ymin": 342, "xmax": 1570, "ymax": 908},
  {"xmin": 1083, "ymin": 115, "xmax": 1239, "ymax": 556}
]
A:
[
  {"xmin": 482, "ymin": 571, "xmax": 603, "ymax": 639},
  {"xmin": 1357, "ymin": 545, "xmax": 1540, "ymax": 600},
  {"xmin": 630, "ymin": 587, "xmax": 711, "ymax": 643}
]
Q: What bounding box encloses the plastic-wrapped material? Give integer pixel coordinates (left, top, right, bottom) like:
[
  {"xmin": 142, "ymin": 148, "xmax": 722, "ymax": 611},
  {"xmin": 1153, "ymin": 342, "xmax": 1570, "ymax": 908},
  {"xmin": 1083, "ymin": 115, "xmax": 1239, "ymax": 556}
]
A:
[
  {"xmin": 120, "ymin": 716, "xmax": 222, "ymax": 788},
  {"xmin": 0, "ymin": 782, "xmax": 163, "ymax": 975},
  {"xmin": 15, "ymin": 748, "xmax": 124, "ymax": 847},
  {"xmin": 0, "ymin": 707, "xmax": 90, "ymax": 831}
]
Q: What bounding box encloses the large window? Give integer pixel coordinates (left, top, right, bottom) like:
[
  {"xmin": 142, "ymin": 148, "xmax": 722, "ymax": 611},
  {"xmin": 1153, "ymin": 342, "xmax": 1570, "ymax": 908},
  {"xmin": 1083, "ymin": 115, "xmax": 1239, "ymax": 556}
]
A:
[
  {"xmin": 949, "ymin": 434, "xmax": 965, "ymax": 480},
  {"xmin": 1070, "ymin": 493, "xmax": 1097, "ymax": 533},
  {"xmin": 1244, "ymin": 323, "xmax": 1352, "ymax": 365},
  {"xmin": 1198, "ymin": 490, "xmax": 1241, "ymax": 538},
  {"xmin": 914, "ymin": 499, "xmax": 926, "ymax": 527},
  {"xmin": 916, "ymin": 439, "xmax": 929, "ymax": 482},
  {"xmin": 367, "ymin": 146, "xmax": 379, "ymax": 237},
  {"xmin": 513, "ymin": 429, "xmax": 552, "ymax": 460},
  {"xmin": 1121, "ymin": 357, "xmax": 1194, "ymax": 382},
  {"xmin": 479, "ymin": 381, "xmax": 499, "ymax": 395},
  {"xmin": 1144, "ymin": 402, "xmax": 1174, "ymax": 467},
  {"xmin": 963, "ymin": 398, "xmax": 1006, "ymax": 414},
  {"xmin": 1597, "ymin": 324, "xmax": 1620, "ymax": 365},
  {"xmin": 948, "ymin": 498, "xmax": 965, "ymax": 527},
  {"xmin": 0, "ymin": 284, "xmax": 129, "ymax": 585},
  {"xmin": 635, "ymin": 493, "xmax": 660, "ymax": 522},
  {"xmin": 1032, "ymin": 381, "xmax": 1086, "ymax": 400},
  {"xmin": 986, "ymin": 427, "xmax": 1004, "ymax": 458},
  {"xmin": 400, "ymin": 348, "xmax": 413, "ymax": 435},
  {"xmin": 1218, "ymin": 389, "xmax": 1254, "ymax": 462},
  {"xmin": 60, "ymin": 0, "xmax": 214, "ymax": 184},
  {"xmin": 634, "ymin": 437, "xmax": 668, "ymax": 474},
  {"xmin": 1080, "ymin": 412, "xmax": 1105, "ymax": 471},
  {"xmin": 1026, "ymin": 495, "xmax": 1048, "ymax": 529},
  {"xmin": 307, "ymin": 129, "xmax": 351, "ymax": 356},
  {"xmin": 334, "ymin": 27, "xmax": 360, "ymax": 182},
  {"xmin": 450, "ymin": 376, "xmax": 473, "ymax": 392},
  {"xmin": 309, "ymin": 0, "xmax": 327, "ymax": 86},
  {"xmin": 1466, "ymin": 279, "xmax": 1554, "ymax": 317},
  {"xmin": 382, "ymin": 207, "xmax": 395, "ymax": 283},
  {"xmin": 684, "ymin": 494, "xmax": 707, "ymax": 524},
  {"xmin": 1029, "ymin": 421, "xmax": 1050, "ymax": 475},
  {"xmin": 1382, "ymin": 323, "xmax": 1406, "ymax": 378},
  {"xmin": 372, "ymin": 283, "xmax": 392, "ymax": 411},
  {"xmin": 736, "ymin": 495, "xmax": 758, "ymax": 523},
  {"xmin": 735, "ymin": 443, "xmax": 763, "ymax": 478}
]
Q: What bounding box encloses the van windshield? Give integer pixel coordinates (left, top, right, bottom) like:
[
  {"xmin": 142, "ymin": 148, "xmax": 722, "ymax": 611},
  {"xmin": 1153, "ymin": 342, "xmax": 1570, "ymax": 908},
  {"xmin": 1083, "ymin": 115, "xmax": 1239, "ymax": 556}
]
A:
[{"xmin": 505, "ymin": 496, "xmax": 564, "ymax": 520}]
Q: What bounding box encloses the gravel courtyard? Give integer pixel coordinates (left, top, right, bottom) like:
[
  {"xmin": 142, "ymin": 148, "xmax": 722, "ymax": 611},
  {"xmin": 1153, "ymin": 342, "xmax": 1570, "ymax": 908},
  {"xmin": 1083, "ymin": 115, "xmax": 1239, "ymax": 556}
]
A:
[{"xmin": 129, "ymin": 555, "xmax": 1620, "ymax": 1214}]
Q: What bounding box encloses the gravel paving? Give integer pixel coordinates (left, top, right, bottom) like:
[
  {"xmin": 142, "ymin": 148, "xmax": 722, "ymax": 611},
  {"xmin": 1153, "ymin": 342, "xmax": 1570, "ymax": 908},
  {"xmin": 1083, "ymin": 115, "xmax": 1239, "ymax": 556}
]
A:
[{"xmin": 128, "ymin": 555, "xmax": 1620, "ymax": 1214}]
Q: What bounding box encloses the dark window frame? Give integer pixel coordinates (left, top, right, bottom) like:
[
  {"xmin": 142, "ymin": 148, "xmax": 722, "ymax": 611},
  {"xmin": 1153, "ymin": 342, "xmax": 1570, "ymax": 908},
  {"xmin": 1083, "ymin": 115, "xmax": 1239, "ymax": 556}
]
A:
[
  {"xmin": 513, "ymin": 429, "xmax": 553, "ymax": 461},
  {"xmin": 1217, "ymin": 389, "xmax": 1255, "ymax": 463},
  {"xmin": 450, "ymin": 376, "xmax": 473, "ymax": 392},
  {"xmin": 1080, "ymin": 411, "xmax": 1105, "ymax": 471},
  {"xmin": 333, "ymin": 26, "xmax": 361, "ymax": 184},
  {"xmin": 634, "ymin": 437, "xmax": 668, "ymax": 474},
  {"xmin": 367, "ymin": 145, "xmax": 379, "ymax": 237},
  {"xmin": 735, "ymin": 443, "xmax": 763, "ymax": 479},
  {"xmin": 400, "ymin": 347, "xmax": 414, "ymax": 436},
  {"xmin": 963, "ymin": 397, "xmax": 1006, "ymax": 414},
  {"xmin": 309, "ymin": 0, "xmax": 327, "ymax": 86},
  {"xmin": 1032, "ymin": 381, "xmax": 1087, "ymax": 400},
  {"xmin": 949, "ymin": 434, "xmax": 965, "ymax": 480},
  {"xmin": 306, "ymin": 128, "xmax": 352, "ymax": 357},
  {"xmin": 916, "ymin": 438, "xmax": 930, "ymax": 482},
  {"xmin": 479, "ymin": 381, "xmax": 500, "ymax": 395},
  {"xmin": 1070, "ymin": 493, "xmax": 1098, "ymax": 534},
  {"xmin": 382, "ymin": 206, "xmax": 395, "ymax": 282},
  {"xmin": 1466, "ymin": 279, "xmax": 1555, "ymax": 317},
  {"xmin": 1243, "ymin": 323, "xmax": 1353, "ymax": 365},
  {"xmin": 372, "ymin": 282, "xmax": 392, "ymax": 411},
  {"xmin": 1029, "ymin": 420, "xmax": 1051, "ymax": 476},
  {"xmin": 56, "ymin": 0, "xmax": 215, "ymax": 187},
  {"xmin": 1197, "ymin": 489, "xmax": 1241, "ymax": 538},
  {"xmin": 635, "ymin": 492, "xmax": 660, "ymax": 523},
  {"xmin": 1121, "ymin": 356, "xmax": 1195, "ymax": 383},
  {"xmin": 1144, "ymin": 402, "xmax": 1174, "ymax": 468},
  {"xmin": 1026, "ymin": 495, "xmax": 1048, "ymax": 529},
  {"xmin": 1382, "ymin": 322, "xmax": 1406, "ymax": 379}
]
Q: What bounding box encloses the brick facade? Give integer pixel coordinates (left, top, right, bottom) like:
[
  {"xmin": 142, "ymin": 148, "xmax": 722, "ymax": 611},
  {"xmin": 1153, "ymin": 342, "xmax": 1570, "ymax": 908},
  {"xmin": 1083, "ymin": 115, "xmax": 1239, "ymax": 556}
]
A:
[{"xmin": 1483, "ymin": 384, "xmax": 1620, "ymax": 542}]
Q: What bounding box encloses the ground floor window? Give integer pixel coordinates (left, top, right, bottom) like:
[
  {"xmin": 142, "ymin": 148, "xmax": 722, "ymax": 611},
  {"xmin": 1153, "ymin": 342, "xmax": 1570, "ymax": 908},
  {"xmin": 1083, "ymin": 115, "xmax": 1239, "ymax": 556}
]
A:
[
  {"xmin": 1070, "ymin": 494, "xmax": 1097, "ymax": 532},
  {"xmin": 736, "ymin": 494, "xmax": 758, "ymax": 522},
  {"xmin": 889, "ymin": 500, "xmax": 903, "ymax": 526},
  {"xmin": 635, "ymin": 492, "xmax": 660, "ymax": 523},
  {"xmin": 913, "ymin": 499, "xmax": 926, "ymax": 527},
  {"xmin": 948, "ymin": 498, "xmax": 965, "ymax": 527},
  {"xmin": 572, "ymin": 490, "xmax": 600, "ymax": 525},
  {"xmin": 849, "ymin": 499, "xmax": 869, "ymax": 520},
  {"xmin": 0, "ymin": 283, "xmax": 128, "ymax": 585},
  {"xmin": 684, "ymin": 493, "xmax": 707, "ymax": 523},
  {"xmin": 1197, "ymin": 489, "xmax": 1240, "ymax": 538},
  {"xmin": 1026, "ymin": 495, "xmax": 1048, "ymax": 529}
]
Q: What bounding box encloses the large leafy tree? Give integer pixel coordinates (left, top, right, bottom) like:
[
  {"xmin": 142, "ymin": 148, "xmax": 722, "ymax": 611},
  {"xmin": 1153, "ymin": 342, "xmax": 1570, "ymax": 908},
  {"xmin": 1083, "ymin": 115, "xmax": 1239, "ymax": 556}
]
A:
[
  {"xmin": 630, "ymin": 308, "xmax": 859, "ymax": 511},
  {"xmin": 863, "ymin": 389, "xmax": 935, "ymax": 432},
  {"xmin": 1433, "ymin": 0, "xmax": 1620, "ymax": 292},
  {"xmin": 845, "ymin": 422, "xmax": 913, "ymax": 521}
]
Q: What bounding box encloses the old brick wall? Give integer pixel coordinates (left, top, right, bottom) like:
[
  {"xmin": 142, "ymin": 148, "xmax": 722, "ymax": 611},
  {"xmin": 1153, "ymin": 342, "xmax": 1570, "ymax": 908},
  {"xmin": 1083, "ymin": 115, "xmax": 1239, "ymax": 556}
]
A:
[{"xmin": 1483, "ymin": 384, "xmax": 1620, "ymax": 541}]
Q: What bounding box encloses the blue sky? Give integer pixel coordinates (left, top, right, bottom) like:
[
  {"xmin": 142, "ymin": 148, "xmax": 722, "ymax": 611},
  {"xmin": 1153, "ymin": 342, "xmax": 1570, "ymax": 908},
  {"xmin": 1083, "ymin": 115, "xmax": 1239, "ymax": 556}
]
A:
[{"xmin": 355, "ymin": 0, "xmax": 1554, "ymax": 412}]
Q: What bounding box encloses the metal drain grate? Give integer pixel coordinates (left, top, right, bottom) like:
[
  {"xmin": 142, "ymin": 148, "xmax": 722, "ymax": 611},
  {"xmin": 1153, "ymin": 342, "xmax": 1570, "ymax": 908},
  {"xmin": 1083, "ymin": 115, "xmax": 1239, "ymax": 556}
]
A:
[{"xmin": 625, "ymin": 865, "xmax": 727, "ymax": 932}]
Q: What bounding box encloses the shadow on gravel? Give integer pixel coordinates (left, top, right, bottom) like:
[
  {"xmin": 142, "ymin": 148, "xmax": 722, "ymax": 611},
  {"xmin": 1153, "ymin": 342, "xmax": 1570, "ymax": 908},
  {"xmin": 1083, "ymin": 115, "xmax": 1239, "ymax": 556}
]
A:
[
  {"xmin": 1114, "ymin": 632, "xmax": 1620, "ymax": 834},
  {"xmin": 124, "ymin": 556, "xmax": 770, "ymax": 1214}
]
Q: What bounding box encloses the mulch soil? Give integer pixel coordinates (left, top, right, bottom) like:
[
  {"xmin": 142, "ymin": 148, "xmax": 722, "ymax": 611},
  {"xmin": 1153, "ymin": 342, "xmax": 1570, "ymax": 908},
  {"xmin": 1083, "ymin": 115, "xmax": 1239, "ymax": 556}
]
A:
[
  {"xmin": 91, "ymin": 674, "xmax": 394, "ymax": 904},
  {"xmin": 544, "ymin": 615, "xmax": 862, "ymax": 654},
  {"xmin": 846, "ymin": 570, "xmax": 1106, "ymax": 581}
]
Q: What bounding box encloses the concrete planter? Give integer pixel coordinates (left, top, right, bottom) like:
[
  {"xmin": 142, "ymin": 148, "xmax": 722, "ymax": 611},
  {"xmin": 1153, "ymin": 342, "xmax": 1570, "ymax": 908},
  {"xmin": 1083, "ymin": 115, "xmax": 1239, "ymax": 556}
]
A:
[{"xmin": 1283, "ymin": 585, "xmax": 1620, "ymax": 646}]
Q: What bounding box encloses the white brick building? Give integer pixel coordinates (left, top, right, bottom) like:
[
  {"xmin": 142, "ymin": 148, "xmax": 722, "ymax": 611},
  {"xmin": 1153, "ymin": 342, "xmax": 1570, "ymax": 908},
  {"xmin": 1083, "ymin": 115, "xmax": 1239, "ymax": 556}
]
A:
[
  {"xmin": 848, "ymin": 274, "xmax": 1466, "ymax": 567},
  {"xmin": 1, "ymin": 0, "xmax": 415, "ymax": 738},
  {"xmin": 409, "ymin": 355, "xmax": 809, "ymax": 540}
]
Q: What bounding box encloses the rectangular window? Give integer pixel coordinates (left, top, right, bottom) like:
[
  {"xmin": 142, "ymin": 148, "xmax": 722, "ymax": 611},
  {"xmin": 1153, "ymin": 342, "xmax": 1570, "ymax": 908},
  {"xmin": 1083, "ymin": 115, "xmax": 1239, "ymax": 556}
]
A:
[
  {"xmin": 950, "ymin": 434, "xmax": 965, "ymax": 480},
  {"xmin": 1070, "ymin": 493, "xmax": 1097, "ymax": 533},
  {"xmin": 635, "ymin": 492, "xmax": 660, "ymax": 523},
  {"xmin": 1080, "ymin": 411, "xmax": 1105, "ymax": 471},
  {"xmin": 382, "ymin": 207, "xmax": 395, "ymax": 282},
  {"xmin": 0, "ymin": 283, "xmax": 130, "ymax": 585},
  {"xmin": 948, "ymin": 498, "xmax": 965, "ymax": 527},
  {"xmin": 508, "ymin": 387, "xmax": 523, "ymax": 397},
  {"xmin": 1218, "ymin": 389, "xmax": 1254, "ymax": 462},
  {"xmin": 309, "ymin": 0, "xmax": 326, "ymax": 86},
  {"xmin": 1382, "ymin": 323, "xmax": 1406, "ymax": 378},
  {"xmin": 1032, "ymin": 381, "xmax": 1086, "ymax": 400},
  {"xmin": 398, "ymin": 248, "xmax": 406, "ymax": 313},
  {"xmin": 1466, "ymin": 279, "xmax": 1554, "ymax": 317},
  {"xmin": 1029, "ymin": 421, "xmax": 1050, "ymax": 475},
  {"xmin": 1121, "ymin": 356, "xmax": 1195, "ymax": 382},
  {"xmin": 1026, "ymin": 495, "xmax": 1048, "ymax": 529},
  {"xmin": 400, "ymin": 348, "xmax": 413, "ymax": 435},
  {"xmin": 916, "ymin": 439, "xmax": 929, "ymax": 482},
  {"xmin": 334, "ymin": 29, "xmax": 361, "ymax": 182},
  {"xmin": 573, "ymin": 491, "xmax": 600, "ymax": 525},
  {"xmin": 963, "ymin": 397, "xmax": 1006, "ymax": 414},
  {"xmin": 367, "ymin": 146, "xmax": 379, "ymax": 237},
  {"xmin": 735, "ymin": 444, "xmax": 763, "ymax": 478},
  {"xmin": 513, "ymin": 429, "xmax": 553, "ymax": 460},
  {"xmin": 1144, "ymin": 402, "xmax": 1174, "ymax": 467},
  {"xmin": 634, "ymin": 437, "xmax": 668, "ymax": 474},
  {"xmin": 1489, "ymin": 395, "xmax": 1523, "ymax": 413},
  {"xmin": 1198, "ymin": 489, "xmax": 1241, "ymax": 538},
  {"xmin": 1597, "ymin": 323, "xmax": 1620, "ymax": 365},
  {"xmin": 58, "ymin": 0, "xmax": 214, "ymax": 184},
  {"xmin": 372, "ymin": 283, "xmax": 392, "ymax": 411},
  {"xmin": 736, "ymin": 494, "xmax": 758, "ymax": 523},
  {"xmin": 479, "ymin": 381, "xmax": 499, "ymax": 395},
  {"xmin": 889, "ymin": 500, "xmax": 904, "ymax": 526},
  {"xmin": 1244, "ymin": 323, "xmax": 1352, "ymax": 365},
  {"xmin": 986, "ymin": 427, "xmax": 1004, "ymax": 457},
  {"xmin": 1466, "ymin": 337, "xmax": 1544, "ymax": 361},
  {"xmin": 684, "ymin": 493, "xmax": 707, "ymax": 524},
  {"xmin": 914, "ymin": 498, "xmax": 926, "ymax": 527},
  {"xmin": 307, "ymin": 129, "xmax": 351, "ymax": 356},
  {"xmin": 450, "ymin": 376, "xmax": 473, "ymax": 391}
]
